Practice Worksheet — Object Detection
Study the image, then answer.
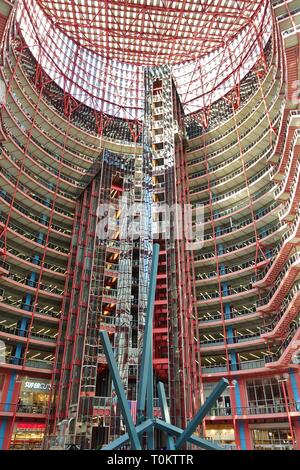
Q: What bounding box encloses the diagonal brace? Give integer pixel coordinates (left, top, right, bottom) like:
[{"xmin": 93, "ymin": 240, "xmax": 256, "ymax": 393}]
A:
[
  {"xmin": 137, "ymin": 243, "xmax": 160, "ymax": 420},
  {"xmin": 175, "ymin": 378, "xmax": 229, "ymax": 449},
  {"xmin": 102, "ymin": 419, "xmax": 153, "ymax": 450},
  {"xmin": 153, "ymin": 419, "xmax": 224, "ymax": 450},
  {"xmin": 100, "ymin": 330, "xmax": 141, "ymax": 450},
  {"xmin": 157, "ymin": 382, "xmax": 175, "ymax": 450}
]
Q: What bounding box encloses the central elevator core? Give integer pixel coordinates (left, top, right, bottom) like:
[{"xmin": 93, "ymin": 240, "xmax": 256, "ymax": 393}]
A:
[
  {"xmin": 145, "ymin": 66, "xmax": 200, "ymax": 429},
  {"xmin": 46, "ymin": 66, "xmax": 200, "ymax": 449}
]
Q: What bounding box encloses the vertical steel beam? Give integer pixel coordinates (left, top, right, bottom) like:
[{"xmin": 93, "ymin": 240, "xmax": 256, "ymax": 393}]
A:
[
  {"xmin": 103, "ymin": 419, "xmax": 153, "ymax": 451},
  {"xmin": 153, "ymin": 420, "xmax": 224, "ymax": 450},
  {"xmin": 146, "ymin": 328, "xmax": 154, "ymax": 448},
  {"xmin": 157, "ymin": 382, "xmax": 175, "ymax": 450},
  {"xmin": 175, "ymin": 378, "xmax": 229, "ymax": 449},
  {"xmin": 137, "ymin": 243, "xmax": 160, "ymax": 420},
  {"xmin": 99, "ymin": 331, "xmax": 141, "ymax": 450}
]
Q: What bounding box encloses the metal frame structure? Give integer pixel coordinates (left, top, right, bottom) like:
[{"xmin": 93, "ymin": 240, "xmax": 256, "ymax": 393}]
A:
[
  {"xmin": 0, "ymin": 0, "xmax": 300, "ymax": 452},
  {"xmin": 99, "ymin": 243, "xmax": 229, "ymax": 450}
]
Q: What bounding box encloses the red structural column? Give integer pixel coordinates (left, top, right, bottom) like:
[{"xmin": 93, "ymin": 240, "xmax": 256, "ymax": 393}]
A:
[{"xmin": 237, "ymin": 379, "xmax": 252, "ymax": 450}]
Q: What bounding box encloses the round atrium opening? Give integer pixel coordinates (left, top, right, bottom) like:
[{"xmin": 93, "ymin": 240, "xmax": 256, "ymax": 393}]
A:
[{"xmin": 16, "ymin": 0, "xmax": 272, "ymax": 119}]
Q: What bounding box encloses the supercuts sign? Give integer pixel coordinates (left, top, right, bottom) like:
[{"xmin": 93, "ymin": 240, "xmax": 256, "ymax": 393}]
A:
[{"xmin": 24, "ymin": 381, "xmax": 51, "ymax": 391}]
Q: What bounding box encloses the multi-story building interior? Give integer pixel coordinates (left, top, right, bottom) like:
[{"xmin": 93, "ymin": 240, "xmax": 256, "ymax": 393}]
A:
[{"xmin": 0, "ymin": 0, "xmax": 300, "ymax": 451}]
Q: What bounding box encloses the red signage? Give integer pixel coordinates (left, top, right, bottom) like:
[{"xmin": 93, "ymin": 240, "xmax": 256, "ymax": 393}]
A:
[
  {"xmin": 16, "ymin": 423, "xmax": 46, "ymax": 430},
  {"xmin": 93, "ymin": 408, "xmax": 111, "ymax": 417}
]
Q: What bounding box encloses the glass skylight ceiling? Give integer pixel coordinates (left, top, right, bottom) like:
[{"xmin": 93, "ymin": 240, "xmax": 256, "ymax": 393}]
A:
[{"xmin": 16, "ymin": 0, "xmax": 272, "ymax": 120}]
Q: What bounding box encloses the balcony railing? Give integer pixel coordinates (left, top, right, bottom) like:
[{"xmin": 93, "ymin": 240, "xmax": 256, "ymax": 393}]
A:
[
  {"xmin": 208, "ymin": 401, "xmax": 300, "ymax": 416},
  {"xmin": 0, "ymin": 323, "xmax": 56, "ymax": 342},
  {"xmin": 4, "ymin": 356, "xmax": 53, "ymax": 369},
  {"xmin": 0, "ymin": 402, "xmax": 48, "ymax": 414},
  {"xmin": 0, "ymin": 213, "xmax": 69, "ymax": 255},
  {"xmin": 6, "ymin": 272, "xmax": 64, "ymax": 295},
  {"xmin": 0, "ymin": 293, "xmax": 61, "ymax": 318},
  {"xmin": 0, "ymin": 190, "xmax": 71, "ymax": 236}
]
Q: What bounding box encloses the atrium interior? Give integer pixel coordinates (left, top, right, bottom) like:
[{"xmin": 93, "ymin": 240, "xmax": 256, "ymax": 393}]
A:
[{"xmin": 0, "ymin": 0, "xmax": 300, "ymax": 451}]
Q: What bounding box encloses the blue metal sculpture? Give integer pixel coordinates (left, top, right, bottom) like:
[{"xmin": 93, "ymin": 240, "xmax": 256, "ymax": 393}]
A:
[{"xmin": 100, "ymin": 243, "xmax": 230, "ymax": 450}]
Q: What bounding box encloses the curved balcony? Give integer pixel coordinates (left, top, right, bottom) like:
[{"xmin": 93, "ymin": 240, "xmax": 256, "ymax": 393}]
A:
[
  {"xmin": 0, "ymin": 323, "xmax": 56, "ymax": 348},
  {"xmin": 0, "ymin": 213, "xmax": 69, "ymax": 256},
  {"xmin": 2, "ymin": 272, "xmax": 64, "ymax": 299},
  {"xmin": 189, "ymin": 147, "xmax": 271, "ymax": 198},
  {"xmin": 188, "ymin": 116, "xmax": 277, "ymax": 170},
  {"xmin": 256, "ymin": 251, "xmax": 300, "ymax": 312},
  {"xmin": 200, "ymin": 356, "xmax": 275, "ymax": 376},
  {"xmin": 199, "ymin": 197, "xmax": 280, "ymax": 247},
  {"xmin": 2, "ymin": 109, "xmax": 86, "ymax": 192},
  {"xmin": 274, "ymin": 129, "xmax": 300, "ymax": 199},
  {"xmin": 0, "ymin": 240, "xmax": 66, "ymax": 279},
  {"xmin": 196, "ymin": 255, "xmax": 272, "ymax": 285},
  {"xmin": 11, "ymin": 44, "xmax": 142, "ymax": 149},
  {"xmin": 187, "ymin": 98, "xmax": 284, "ymax": 171},
  {"xmin": 2, "ymin": 60, "xmax": 102, "ymax": 162},
  {"xmin": 197, "ymin": 282, "xmax": 257, "ymax": 304},
  {"xmin": 271, "ymin": 109, "xmax": 300, "ymax": 173},
  {"xmin": 192, "ymin": 166, "xmax": 273, "ymax": 210},
  {"xmin": 200, "ymin": 182, "xmax": 276, "ymax": 226},
  {"xmin": 254, "ymin": 208, "xmax": 300, "ymax": 287},
  {"xmin": 200, "ymin": 331, "xmax": 263, "ymax": 351},
  {"xmin": 3, "ymin": 355, "xmax": 53, "ymax": 373},
  {"xmin": 189, "ymin": 142, "xmax": 273, "ymax": 189},
  {"xmin": 1, "ymin": 146, "xmax": 76, "ymax": 204},
  {"xmin": 0, "ymin": 165, "xmax": 73, "ymax": 221},
  {"xmin": 3, "ymin": 88, "xmax": 95, "ymax": 176},
  {"xmin": 5, "ymin": 47, "xmax": 103, "ymax": 152},
  {"xmin": 7, "ymin": 49, "xmax": 103, "ymax": 152},
  {"xmin": 188, "ymin": 105, "xmax": 283, "ymax": 170},
  {"xmin": 195, "ymin": 221, "xmax": 284, "ymax": 263},
  {"xmin": 188, "ymin": 75, "xmax": 282, "ymax": 164},
  {"xmin": 279, "ymin": 160, "xmax": 300, "ymax": 222},
  {"xmin": 0, "ymin": 190, "xmax": 71, "ymax": 239},
  {"xmin": 199, "ymin": 305, "xmax": 257, "ymax": 327},
  {"xmin": 0, "ymin": 294, "xmax": 61, "ymax": 321},
  {"xmin": 186, "ymin": 36, "xmax": 276, "ymax": 142},
  {"xmin": 261, "ymin": 281, "xmax": 300, "ymax": 339}
]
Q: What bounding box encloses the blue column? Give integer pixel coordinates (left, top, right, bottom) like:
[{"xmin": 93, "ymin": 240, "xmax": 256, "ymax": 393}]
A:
[
  {"xmin": 289, "ymin": 369, "xmax": 300, "ymax": 408},
  {"xmin": 234, "ymin": 382, "xmax": 247, "ymax": 449},
  {"xmin": 218, "ymin": 243, "xmax": 224, "ymax": 256},
  {"xmin": 40, "ymin": 213, "xmax": 49, "ymax": 225},
  {"xmin": 36, "ymin": 232, "xmax": 44, "ymax": 245},
  {"xmin": 217, "ymin": 232, "xmax": 243, "ymax": 447},
  {"xmin": 221, "ymin": 277, "xmax": 239, "ymax": 372},
  {"xmin": 1, "ymin": 209, "xmax": 46, "ymax": 448},
  {"xmin": 259, "ymin": 227, "xmax": 272, "ymax": 259},
  {"xmin": 0, "ymin": 372, "xmax": 17, "ymax": 449}
]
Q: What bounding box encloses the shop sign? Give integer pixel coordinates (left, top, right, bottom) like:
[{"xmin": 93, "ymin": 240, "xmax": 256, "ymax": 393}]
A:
[
  {"xmin": 93, "ymin": 408, "xmax": 111, "ymax": 417},
  {"xmin": 17, "ymin": 423, "xmax": 46, "ymax": 430},
  {"xmin": 24, "ymin": 381, "xmax": 51, "ymax": 391}
]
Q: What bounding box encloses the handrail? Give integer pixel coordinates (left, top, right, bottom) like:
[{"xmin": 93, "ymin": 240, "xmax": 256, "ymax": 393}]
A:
[
  {"xmin": 0, "ymin": 212, "xmax": 69, "ymax": 254},
  {"xmin": 6, "ymin": 272, "xmax": 64, "ymax": 295}
]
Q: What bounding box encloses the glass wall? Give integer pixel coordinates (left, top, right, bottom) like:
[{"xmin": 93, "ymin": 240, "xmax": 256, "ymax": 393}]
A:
[
  {"xmin": 251, "ymin": 428, "xmax": 293, "ymax": 450},
  {"xmin": 10, "ymin": 423, "xmax": 46, "ymax": 450},
  {"xmin": 18, "ymin": 378, "xmax": 51, "ymax": 413},
  {"xmin": 246, "ymin": 378, "xmax": 285, "ymax": 413}
]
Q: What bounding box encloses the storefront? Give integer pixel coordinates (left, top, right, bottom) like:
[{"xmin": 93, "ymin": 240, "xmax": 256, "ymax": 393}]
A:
[
  {"xmin": 205, "ymin": 424, "xmax": 235, "ymax": 447},
  {"xmin": 10, "ymin": 423, "xmax": 46, "ymax": 450},
  {"xmin": 18, "ymin": 378, "xmax": 51, "ymax": 413},
  {"xmin": 250, "ymin": 425, "xmax": 294, "ymax": 450}
]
